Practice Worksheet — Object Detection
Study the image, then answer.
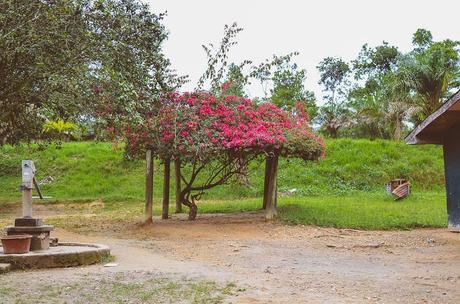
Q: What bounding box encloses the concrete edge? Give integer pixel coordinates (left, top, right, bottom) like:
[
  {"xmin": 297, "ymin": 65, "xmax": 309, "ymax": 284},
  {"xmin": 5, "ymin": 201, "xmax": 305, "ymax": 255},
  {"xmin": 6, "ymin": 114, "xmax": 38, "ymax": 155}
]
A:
[{"xmin": 0, "ymin": 243, "xmax": 111, "ymax": 270}]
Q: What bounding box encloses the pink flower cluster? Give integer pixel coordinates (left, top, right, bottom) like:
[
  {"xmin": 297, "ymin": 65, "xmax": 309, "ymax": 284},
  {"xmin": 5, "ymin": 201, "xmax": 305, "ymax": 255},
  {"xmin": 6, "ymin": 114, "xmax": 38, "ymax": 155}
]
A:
[{"xmin": 153, "ymin": 92, "xmax": 325, "ymax": 159}]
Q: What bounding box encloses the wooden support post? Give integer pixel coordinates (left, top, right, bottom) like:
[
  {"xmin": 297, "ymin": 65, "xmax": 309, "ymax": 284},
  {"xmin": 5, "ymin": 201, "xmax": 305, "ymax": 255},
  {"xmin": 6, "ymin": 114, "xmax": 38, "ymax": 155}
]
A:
[
  {"xmin": 144, "ymin": 150, "xmax": 154, "ymax": 224},
  {"xmin": 444, "ymin": 127, "xmax": 460, "ymax": 231},
  {"xmin": 162, "ymin": 158, "xmax": 171, "ymax": 219},
  {"xmin": 262, "ymin": 156, "xmax": 271, "ymax": 209},
  {"xmin": 265, "ymin": 155, "xmax": 279, "ymax": 220},
  {"xmin": 174, "ymin": 159, "xmax": 182, "ymax": 213}
]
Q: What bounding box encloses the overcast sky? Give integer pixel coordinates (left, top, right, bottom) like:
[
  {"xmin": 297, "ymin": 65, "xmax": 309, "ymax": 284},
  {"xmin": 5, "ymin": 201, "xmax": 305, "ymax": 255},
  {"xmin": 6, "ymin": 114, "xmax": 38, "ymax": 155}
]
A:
[{"xmin": 146, "ymin": 0, "xmax": 460, "ymax": 104}]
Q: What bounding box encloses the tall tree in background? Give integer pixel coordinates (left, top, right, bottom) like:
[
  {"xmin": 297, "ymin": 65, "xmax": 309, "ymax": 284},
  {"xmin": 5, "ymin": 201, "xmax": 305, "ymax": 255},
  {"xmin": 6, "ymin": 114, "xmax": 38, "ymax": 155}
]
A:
[
  {"xmin": 317, "ymin": 57, "xmax": 351, "ymax": 103},
  {"xmin": 316, "ymin": 57, "xmax": 351, "ymax": 137},
  {"xmin": 251, "ymin": 53, "xmax": 318, "ymax": 119},
  {"xmin": 348, "ymin": 42, "xmax": 404, "ymax": 139},
  {"xmin": 271, "ymin": 58, "xmax": 317, "ymax": 118}
]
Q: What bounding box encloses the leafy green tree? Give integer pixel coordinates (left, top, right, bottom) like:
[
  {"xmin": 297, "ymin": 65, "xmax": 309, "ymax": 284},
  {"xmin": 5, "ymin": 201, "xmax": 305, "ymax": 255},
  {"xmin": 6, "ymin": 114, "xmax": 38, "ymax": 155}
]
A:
[
  {"xmin": 251, "ymin": 53, "xmax": 317, "ymax": 118},
  {"xmin": 316, "ymin": 57, "xmax": 351, "ymax": 137},
  {"xmin": 221, "ymin": 64, "xmax": 249, "ymax": 97},
  {"xmin": 348, "ymin": 42, "xmax": 408, "ymax": 140},
  {"xmin": 317, "ymin": 57, "xmax": 350, "ymax": 103},
  {"xmin": 353, "ymin": 42, "xmax": 400, "ymax": 80},
  {"xmin": 271, "ymin": 60, "xmax": 317, "ymax": 118},
  {"xmin": 0, "ymin": 0, "xmax": 182, "ymax": 145},
  {"xmin": 412, "ymin": 28, "xmax": 433, "ymax": 50}
]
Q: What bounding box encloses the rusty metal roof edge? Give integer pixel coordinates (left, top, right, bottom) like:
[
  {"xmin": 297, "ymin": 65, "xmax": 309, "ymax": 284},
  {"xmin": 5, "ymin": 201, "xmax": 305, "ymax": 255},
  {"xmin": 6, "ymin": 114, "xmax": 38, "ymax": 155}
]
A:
[{"xmin": 405, "ymin": 89, "xmax": 460, "ymax": 145}]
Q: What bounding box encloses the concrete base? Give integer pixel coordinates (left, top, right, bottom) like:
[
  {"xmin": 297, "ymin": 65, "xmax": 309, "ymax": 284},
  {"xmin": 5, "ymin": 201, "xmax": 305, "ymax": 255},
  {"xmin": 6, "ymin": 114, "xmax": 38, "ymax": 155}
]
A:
[
  {"xmin": 448, "ymin": 224, "xmax": 460, "ymax": 233},
  {"xmin": 14, "ymin": 218, "xmax": 43, "ymax": 227},
  {"xmin": 6, "ymin": 225, "xmax": 54, "ymax": 251},
  {"xmin": 0, "ymin": 243, "xmax": 110, "ymax": 270}
]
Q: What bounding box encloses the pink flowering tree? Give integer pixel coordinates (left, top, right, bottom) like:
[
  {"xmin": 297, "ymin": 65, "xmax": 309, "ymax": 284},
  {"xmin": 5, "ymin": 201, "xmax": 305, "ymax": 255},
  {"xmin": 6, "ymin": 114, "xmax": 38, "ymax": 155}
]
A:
[
  {"xmin": 99, "ymin": 90, "xmax": 324, "ymax": 221},
  {"xmin": 152, "ymin": 92, "xmax": 324, "ymax": 220}
]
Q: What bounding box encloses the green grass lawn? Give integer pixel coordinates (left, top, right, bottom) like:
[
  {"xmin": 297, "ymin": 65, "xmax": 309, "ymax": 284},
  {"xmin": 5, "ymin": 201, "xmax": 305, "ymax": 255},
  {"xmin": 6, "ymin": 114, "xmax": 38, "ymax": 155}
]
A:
[
  {"xmin": 0, "ymin": 139, "xmax": 448, "ymax": 230},
  {"xmin": 29, "ymin": 191, "xmax": 445, "ymax": 232},
  {"xmin": 191, "ymin": 191, "xmax": 447, "ymax": 230}
]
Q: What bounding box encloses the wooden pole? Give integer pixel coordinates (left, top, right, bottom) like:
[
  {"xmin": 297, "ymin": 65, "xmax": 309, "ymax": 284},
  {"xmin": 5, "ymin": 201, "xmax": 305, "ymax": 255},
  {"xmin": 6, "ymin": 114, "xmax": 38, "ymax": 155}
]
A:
[
  {"xmin": 162, "ymin": 158, "xmax": 171, "ymax": 219},
  {"xmin": 265, "ymin": 155, "xmax": 279, "ymax": 220},
  {"xmin": 174, "ymin": 159, "xmax": 182, "ymax": 213},
  {"xmin": 144, "ymin": 149, "xmax": 154, "ymax": 224},
  {"xmin": 262, "ymin": 156, "xmax": 271, "ymax": 209}
]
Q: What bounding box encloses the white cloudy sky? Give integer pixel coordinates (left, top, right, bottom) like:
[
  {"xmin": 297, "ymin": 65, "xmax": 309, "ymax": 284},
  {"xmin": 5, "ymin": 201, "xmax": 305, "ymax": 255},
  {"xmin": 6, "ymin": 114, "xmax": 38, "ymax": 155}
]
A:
[{"xmin": 146, "ymin": 0, "xmax": 460, "ymax": 104}]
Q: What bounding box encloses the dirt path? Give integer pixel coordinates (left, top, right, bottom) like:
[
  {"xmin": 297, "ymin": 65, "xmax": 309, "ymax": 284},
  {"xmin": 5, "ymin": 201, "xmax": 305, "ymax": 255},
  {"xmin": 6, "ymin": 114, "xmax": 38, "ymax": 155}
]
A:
[{"xmin": 2, "ymin": 211, "xmax": 460, "ymax": 303}]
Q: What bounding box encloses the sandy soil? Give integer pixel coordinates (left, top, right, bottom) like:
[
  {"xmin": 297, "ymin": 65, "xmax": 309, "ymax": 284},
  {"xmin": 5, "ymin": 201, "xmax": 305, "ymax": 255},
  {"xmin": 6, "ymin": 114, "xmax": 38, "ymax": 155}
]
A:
[{"xmin": 2, "ymin": 209, "xmax": 460, "ymax": 303}]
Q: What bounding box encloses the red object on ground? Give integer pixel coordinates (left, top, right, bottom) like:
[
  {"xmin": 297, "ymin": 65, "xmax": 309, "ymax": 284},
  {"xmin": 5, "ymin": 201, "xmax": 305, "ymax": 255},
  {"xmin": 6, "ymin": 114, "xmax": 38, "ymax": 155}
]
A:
[{"xmin": 1, "ymin": 235, "xmax": 32, "ymax": 254}]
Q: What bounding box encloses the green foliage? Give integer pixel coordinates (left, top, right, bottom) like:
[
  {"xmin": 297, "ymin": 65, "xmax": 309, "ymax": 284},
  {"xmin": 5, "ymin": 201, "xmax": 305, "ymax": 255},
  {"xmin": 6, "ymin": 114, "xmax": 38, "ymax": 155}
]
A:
[
  {"xmin": 317, "ymin": 57, "xmax": 350, "ymax": 103},
  {"xmin": 270, "ymin": 58, "xmax": 317, "ymax": 115},
  {"xmin": 353, "ymin": 42, "xmax": 400, "ymax": 78},
  {"xmin": 412, "ymin": 29, "xmax": 433, "ymax": 50},
  {"xmin": 222, "ymin": 64, "xmax": 249, "ymax": 97},
  {"xmin": 0, "ymin": 0, "xmax": 181, "ymax": 145},
  {"xmin": 347, "ymin": 42, "xmax": 409, "ymax": 140},
  {"xmin": 316, "ymin": 57, "xmax": 351, "ymax": 137},
  {"xmin": 398, "ymin": 36, "xmax": 460, "ymax": 124},
  {"xmin": 318, "ymin": 28, "xmax": 460, "ymax": 140},
  {"xmin": 42, "ymin": 120, "xmax": 78, "ymax": 140}
]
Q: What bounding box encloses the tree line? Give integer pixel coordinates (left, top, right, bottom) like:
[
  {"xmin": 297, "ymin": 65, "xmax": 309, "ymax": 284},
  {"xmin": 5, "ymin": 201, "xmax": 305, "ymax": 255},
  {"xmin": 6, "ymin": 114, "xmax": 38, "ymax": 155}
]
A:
[
  {"xmin": 1, "ymin": 1, "xmax": 459, "ymax": 146},
  {"xmin": 205, "ymin": 27, "xmax": 460, "ymax": 141},
  {"xmin": 316, "ymin": 29, "xmax": 460, "ymax": 140}
]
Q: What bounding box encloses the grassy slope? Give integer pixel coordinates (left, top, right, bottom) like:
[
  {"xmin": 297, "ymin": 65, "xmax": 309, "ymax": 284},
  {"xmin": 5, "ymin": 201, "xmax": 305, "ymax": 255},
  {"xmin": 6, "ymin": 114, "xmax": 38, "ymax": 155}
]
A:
[{"xmin": 0, "ymin": 139, "xmax": 447, "ymax": 229}]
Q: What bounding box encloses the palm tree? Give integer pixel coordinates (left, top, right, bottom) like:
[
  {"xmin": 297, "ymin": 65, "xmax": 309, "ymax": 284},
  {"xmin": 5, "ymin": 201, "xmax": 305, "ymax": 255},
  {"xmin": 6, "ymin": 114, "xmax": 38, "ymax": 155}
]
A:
[{"xmin": 396, "ymin": 41, "xmax": 460, "ymax": 124}]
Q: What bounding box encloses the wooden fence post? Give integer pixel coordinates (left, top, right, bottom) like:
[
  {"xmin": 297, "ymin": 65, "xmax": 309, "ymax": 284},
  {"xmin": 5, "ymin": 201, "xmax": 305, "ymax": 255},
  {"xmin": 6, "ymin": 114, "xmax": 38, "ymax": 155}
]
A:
[
  {"xmin": 262, "ymin": 156, "xmax": 271, "ymax": 209},
  {"xmin": 144, "ymin": 149, "xmax": 154, "ymax": 224},
  {"xmin": 174, "ymin": 159, "xmax": 182, "ymax": 213},
  {"xmin": 162, "ymin": 158, "xmax": 171, "ymax": 219},
  {"xmin": 265, "ymin": 155, "xmax": 279, "ymax": 220}
]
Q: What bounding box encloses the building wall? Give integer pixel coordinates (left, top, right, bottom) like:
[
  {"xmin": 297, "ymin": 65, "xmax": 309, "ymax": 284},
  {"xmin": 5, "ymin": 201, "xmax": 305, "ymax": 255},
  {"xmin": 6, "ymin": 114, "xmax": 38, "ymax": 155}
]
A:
[{"xmin": 443, "ymin": 123, "xmax": 460, "ymax": 230}]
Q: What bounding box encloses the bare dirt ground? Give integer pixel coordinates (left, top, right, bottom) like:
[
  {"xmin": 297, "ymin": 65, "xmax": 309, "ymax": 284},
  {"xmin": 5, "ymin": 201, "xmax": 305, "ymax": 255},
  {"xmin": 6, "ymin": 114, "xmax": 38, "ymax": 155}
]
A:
[{"xmin": 1, "ymin": 206, "xmax": 460, "ymax": 303}]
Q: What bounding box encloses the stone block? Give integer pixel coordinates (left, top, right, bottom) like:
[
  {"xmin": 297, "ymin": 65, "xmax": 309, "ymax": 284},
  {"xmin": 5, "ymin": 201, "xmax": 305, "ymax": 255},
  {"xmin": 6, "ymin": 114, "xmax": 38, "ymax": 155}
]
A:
[{"xmin": 14, "ymin": 218, "xmax": 43, "ymax": 227}]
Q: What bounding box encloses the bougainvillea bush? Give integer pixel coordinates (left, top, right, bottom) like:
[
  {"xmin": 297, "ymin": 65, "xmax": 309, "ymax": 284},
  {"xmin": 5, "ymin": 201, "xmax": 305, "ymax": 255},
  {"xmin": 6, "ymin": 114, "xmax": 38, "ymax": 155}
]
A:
[{"xmin": 100, "ymin": 91, "xmax": 325, "ymax": 219}]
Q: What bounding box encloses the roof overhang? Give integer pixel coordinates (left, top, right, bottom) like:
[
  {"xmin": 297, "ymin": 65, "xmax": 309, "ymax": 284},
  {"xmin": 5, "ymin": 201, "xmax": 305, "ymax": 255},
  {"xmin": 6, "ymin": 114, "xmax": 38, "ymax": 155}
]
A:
[{"xmin": 405, "ymin": 90, "xmax": 460, "ymax": 145}]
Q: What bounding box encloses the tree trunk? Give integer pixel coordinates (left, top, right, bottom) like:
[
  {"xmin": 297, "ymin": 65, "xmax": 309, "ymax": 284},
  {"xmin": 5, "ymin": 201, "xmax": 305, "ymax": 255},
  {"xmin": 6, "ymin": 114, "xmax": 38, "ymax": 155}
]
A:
[
  {"xmin": 144, "ymin": 149, "xmax": 154, "ymax": 224},
  {"xmin": 262, "ymin": 156, "xmax": 271, "ymax": 209},
  {"xmin": 235, "ymin": 156, "xmax": 250, "ymax": 186},
  {"xmin": 174, "ymin": 159, "xmax": 182, "ymax": 213},
  {"xmin": 162, "ymin": 158, "xmax": 171, "ymax": 220},
  {"xmin": 265, "ymin": 155, "xmax": 279, "ymax": 220},
  {"xmin": 188, "ymin": 200, "xmax": 198, "ymax": 220},
  {"xmin": 179, "ymin": 192, "xmax": 198, "ymax": 220}
]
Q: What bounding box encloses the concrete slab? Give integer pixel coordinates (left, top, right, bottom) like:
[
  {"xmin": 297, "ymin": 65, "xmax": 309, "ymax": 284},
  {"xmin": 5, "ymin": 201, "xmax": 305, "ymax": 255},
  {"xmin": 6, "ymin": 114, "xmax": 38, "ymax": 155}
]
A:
[{"xmin": 0, "ymin": 243, "xmax": 110, "ymax": 270}]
